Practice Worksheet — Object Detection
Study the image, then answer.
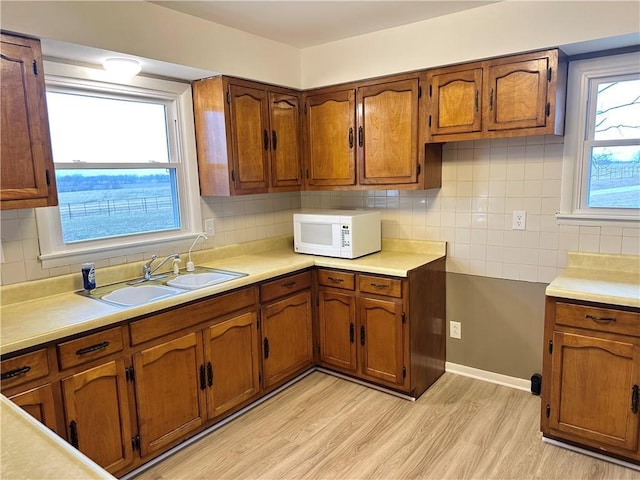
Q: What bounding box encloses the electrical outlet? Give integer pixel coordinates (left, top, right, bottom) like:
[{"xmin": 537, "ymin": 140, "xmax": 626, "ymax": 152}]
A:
[
  {"xmin": 204, "ymin": 219, "xmax": 215, "ymax": 235},
  {"xmin": 512, "ymin": 210, "xmax": 526, "ymax": 230},
  {"xmin": 450, "ymin": 321, "xmax": 461, "ymax": 339}
]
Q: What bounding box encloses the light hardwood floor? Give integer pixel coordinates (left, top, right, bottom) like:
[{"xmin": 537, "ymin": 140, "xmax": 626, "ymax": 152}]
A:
[{"xmin": 137, "ymin": 372, "xmax": 639, "ymax": 480}]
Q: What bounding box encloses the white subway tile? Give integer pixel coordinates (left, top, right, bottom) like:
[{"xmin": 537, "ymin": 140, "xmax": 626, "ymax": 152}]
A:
[{"xmin": 599, "ymin": 235, "xmax": 622, "ymax": 254}]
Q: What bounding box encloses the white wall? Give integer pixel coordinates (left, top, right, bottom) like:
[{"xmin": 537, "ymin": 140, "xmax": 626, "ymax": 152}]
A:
[
  {"xmin": 0, "ymin": 0, "xmax": 302, "ymax": 87},
  {"xmin": 300, "ymin": 1, "xmax": 640, "ymax": 88}
]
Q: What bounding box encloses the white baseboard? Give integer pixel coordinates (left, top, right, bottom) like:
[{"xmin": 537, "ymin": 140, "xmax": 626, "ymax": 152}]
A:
[{"xmin": 445, "ymin": 362, "xmax": 531, "ymax": 392}]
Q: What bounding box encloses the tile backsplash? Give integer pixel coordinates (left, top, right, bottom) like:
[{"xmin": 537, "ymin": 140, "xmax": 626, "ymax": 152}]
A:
[{"xmin": 1, "ymin": 136, "xmax": 638, "ymax": 286}]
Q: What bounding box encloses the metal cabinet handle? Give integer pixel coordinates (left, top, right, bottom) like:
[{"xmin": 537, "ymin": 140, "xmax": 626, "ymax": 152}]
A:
[
  {"xmin": 75, "ymin": 341, "xmax": 110, "ymax": 356},
  {"xmin": 199, "ymin": 364, "xmax": 206, "ymax": 390},
  {"xmin": 348, "ymin": 128, "xmax": 354, "ymax": 149},
  {"xmin": 370, "ymin": 282, "xmax": 390, "ymax": 289},
  {"xmin": 632, "ymin": 385, "xmax": 639, "ymax": 414},
  {"xmin": 475, "ymin": 90, "xmax": 479, "ymax": 112},
  {"xmin": 263, "ymin": 129, "xmax": 269, "ymax": 150},
  {"xmin": 358, "ymin": 126, "xmax": 363, "ymax": 147},
  {"xmin": 327, "ymin": 277, "xmax": 344, "ymax": 283},
  {"xmin": 272, "ymin": 130, "xmax": 277, "ymax": 150},
  {"xmin": 1, "ymin": 365, "xmax": 31, "ymax": 380},
  {"xmin": 349, "ymin": 323, "xmax": 355, "ymax": 344},
  {"xmin": 69, "ymin": 420, "xmax": 79, "ymax": 449},
  {"xmin": 360, "ymin": 326, "xmax": 365, "ymax": 346},
  {"xmin": 207, "ymin": 362, "xmax": 213, "ymax": 388},
  {"xmin": 489, "ymin": 87, "xmax": 494, "ymax": 111},
  {"xmin": 281, "ymin": 281, "xmax": 296, "ymax": 288},
  {"xmin": 264, "ymin": 338, "xmax": 270, "ymax": 359},
  {"xmin": 585, "ymin": 314, "xmax": 616, "ymax": 323}
]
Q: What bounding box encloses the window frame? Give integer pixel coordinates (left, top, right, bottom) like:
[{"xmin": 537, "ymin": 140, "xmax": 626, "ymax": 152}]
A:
[
  {"xmin": 36, "ymin": 61, "xmax": 203, "ymax": 269},
  {"xmin": 557, "ymin": 52, "xmax": 640, "ymax": 226}
]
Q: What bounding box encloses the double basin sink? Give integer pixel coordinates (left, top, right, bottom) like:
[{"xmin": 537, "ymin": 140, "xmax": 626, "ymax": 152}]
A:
[{"xmin": 80, "ymin": 267, "xmax": 247, "ymax": 308}]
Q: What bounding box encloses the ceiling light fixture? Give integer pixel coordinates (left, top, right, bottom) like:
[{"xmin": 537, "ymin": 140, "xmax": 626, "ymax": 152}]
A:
[{"xmin": 102, "ymin": 57, "xmax": 142, "ymax": 79}]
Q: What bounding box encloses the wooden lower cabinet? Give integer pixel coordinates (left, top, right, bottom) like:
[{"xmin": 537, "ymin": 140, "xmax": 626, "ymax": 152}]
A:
[
  {"xmin": 204, "ymin": 311, "xmax": 261, "ymax": 418},
  {"xmin": 133, "ymin": 332, "xmax": 206, "ymax": 457},
  {"xmin": 8, "ymin": 383, "xmax": 60, "ymax": 434},
  {"xmin": 541, "ymin": 298, "xmax": 640, "ymax": 464},
  {"xmin": 61, "ymin": 359, "xmax": 134, "ymax": 473},
  {"xmin": 261, "ymin": 290, "xmax": 314, "ymax": 388},
  {"xmin": 317, "ymin": 261, "xmax": 445, "ymax": 397}
]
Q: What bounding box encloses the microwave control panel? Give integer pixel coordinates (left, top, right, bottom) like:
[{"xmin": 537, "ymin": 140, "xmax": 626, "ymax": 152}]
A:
[{"xmin": 340, "ymin": 224, "xmax": 351, "ymax": 247}]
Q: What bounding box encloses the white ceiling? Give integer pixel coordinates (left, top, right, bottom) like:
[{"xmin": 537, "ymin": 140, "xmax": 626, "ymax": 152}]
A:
[{"xmin": 149, "ymin": 1, "xmax": 498, "ymax": 48}]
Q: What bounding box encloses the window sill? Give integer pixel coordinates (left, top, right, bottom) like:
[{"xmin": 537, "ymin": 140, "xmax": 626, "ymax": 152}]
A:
[{"xmin": 555, "ymin": 212, "xmax": 640, "ymax": 228}]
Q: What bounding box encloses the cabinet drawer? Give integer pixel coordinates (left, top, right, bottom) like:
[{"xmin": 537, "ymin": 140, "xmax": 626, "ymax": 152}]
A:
[
  {"xmin": 261, "ymin": 271, "xmax": 311, "ymax": 302},
  {"xmin": 359, "ymin": 274, "xmax": 402, "ymax": 298},
  {"xmin": 1, "ymin": 349, "xmax": 49, "ymax": 389},
  {"xmin": 57, "ymin": 327, "xmax": 124, "ymax": 369},
  {"xmin": 317, "ymin": 270, "xmax": 355, "ymax": 290},
  {"xmin": 556, "ymin": 303, "xmax": 639, "ymax": 337},
  {"xmin": 130, "ymin": 286, "xmax": 258, "ymax": 345}
]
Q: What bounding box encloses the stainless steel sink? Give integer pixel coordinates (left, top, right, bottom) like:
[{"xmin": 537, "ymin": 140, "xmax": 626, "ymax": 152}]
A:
[
  {"xmin": 166, "ymin": 269, "xmax": 247, "ymax": 290},
  {"xmin": 100, "ymin": 284, "xmax": 183, "ymax": 307}
]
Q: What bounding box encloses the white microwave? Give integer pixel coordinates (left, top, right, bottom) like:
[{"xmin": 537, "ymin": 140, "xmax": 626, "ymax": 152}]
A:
[{"xmin": 293, "ymin": 210, "xmax": 381, "ymax": 259}]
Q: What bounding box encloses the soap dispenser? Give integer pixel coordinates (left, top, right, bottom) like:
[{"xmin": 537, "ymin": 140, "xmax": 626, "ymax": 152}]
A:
[{"xmin": 172, "ymin": 257, "xmax": 181, "ymax": 275}]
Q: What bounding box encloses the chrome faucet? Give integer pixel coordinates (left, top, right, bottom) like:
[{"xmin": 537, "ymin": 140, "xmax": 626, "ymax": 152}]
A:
[{"xmin": 142, "ymin": 254, "xmax": 180, "ymax": 281}]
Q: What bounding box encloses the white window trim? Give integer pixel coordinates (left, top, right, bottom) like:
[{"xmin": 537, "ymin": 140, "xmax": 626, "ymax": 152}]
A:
[
  {"xmin": 557, "ymin": 52, "xmax": 640, "ymax": 227},
  {"xmin": 36, "ymin": 61, "xmax": 203, "ymax": 269}
]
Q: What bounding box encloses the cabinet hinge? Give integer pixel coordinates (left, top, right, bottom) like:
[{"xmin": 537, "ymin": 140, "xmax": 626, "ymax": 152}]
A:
[
  {"xmin": 428, "ymin": 115, "xmax": 432, "ymax": 128},
  {"xmin": 545, "ymin": 103, "xmax": 551, "ymax": 117},
  {"xmin": 131, "ymin": 435, "xmax": 141, "ymax": 451},
  {"xmin": 547, "ymin": 67, "xmax": 552, "ymax": 82},
  {"xmin": 32, "ymin": 60, "xmax": 38, "ymax": 76},
  {"xmin": 401, "ymin": 312, "xmax": 406, "ymax": 324},
  {"xmin": 226, "ymin": 91, "xmax": 231, "ymax": 104},
  {"xmin": 545, "ymin": 404, "xmax": 550, "ymax": 418},
  {"xmin": 125, "ymin": 366, "xmax": 135, "ymax": 382},
  {"xmin": 548, "ymin": 340, "xmax": 553, "ymax": 354},
  {"xmin": 429, "ymin": 84, "xmax": 432, "ymax": 97},
  {"xmin": 45, "ymin": 169, "xmax": 51, "ymax": 186},
  {"xmin": 418, "ymin": 86, "xmax": 422, "ymax": 98},
  {"xmin": 402, "ymin": 366, "xmax": 406, "ymax": 379}
]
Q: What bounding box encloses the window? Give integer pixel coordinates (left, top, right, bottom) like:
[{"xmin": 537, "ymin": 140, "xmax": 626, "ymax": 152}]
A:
[
  {"xmin": 36, "ymin": 61, "xmax": 202, "ymax": 268},
  {"xmin": 558, "ymin": 52, "xmax": 640, "ymax": 225}
]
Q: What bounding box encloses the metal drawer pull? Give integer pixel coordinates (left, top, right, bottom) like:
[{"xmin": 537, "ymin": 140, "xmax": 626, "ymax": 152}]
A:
[
  {"xmin": 281, "ymin": 281, "xmax": 296, "ymax": 288},
  {"xmin": 328, "ymin": 277, "xmax": 344, "ymax": 283},
  {"xmin": 370, "ymin": 283, "xmax": 390, "ymax": 289},
  {"xmin": 632, "ymin": 385, "xmax": 639, "ymax": 414},
  {"xmin": 69, "ymin": 420, "xmax": 79, "ymax": 449},
  {"xmin": 75, "ymin": 341, "xmax": 110, "ymax": 356},
  {"xmin": 585, "ymin": 314, "xmax": 616, "ymax": 323},
  {"xmin": 1, "ymin": 365, "xmax": 31, "ymax": 380}
]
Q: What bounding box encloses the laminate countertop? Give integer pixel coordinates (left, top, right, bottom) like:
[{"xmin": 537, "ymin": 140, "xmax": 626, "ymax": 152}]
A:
[
  {"xmin": 0, "ymin": 237, "xmax": 445, "ymax": 480},
  {"xmin": 545, "ymin": 252, "xmax": 640, "ymax": 308}
]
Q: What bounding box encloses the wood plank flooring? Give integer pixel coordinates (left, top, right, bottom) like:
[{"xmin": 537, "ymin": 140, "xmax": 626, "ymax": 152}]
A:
[{"xmin": 136, "ymin": 372, "xmax": 639, "ymax": 480}]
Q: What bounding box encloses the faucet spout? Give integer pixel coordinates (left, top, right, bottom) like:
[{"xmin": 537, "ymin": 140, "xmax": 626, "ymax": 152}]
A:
[{"xmin": 143, "ymin": 254, "xmax": 180, "ymax": 281}]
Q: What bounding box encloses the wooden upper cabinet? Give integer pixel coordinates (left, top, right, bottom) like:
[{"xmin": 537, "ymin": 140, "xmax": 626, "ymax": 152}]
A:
[
  {"xmin": 0, "ymin": 33, "xmax": 57, "ymax": 210},
  {"xmin": 192, "ymin": 76, "xmax": 301, "ymax": 195},
  {"xmin": 269, "ymin": 92, "xmax": 302, "ymax": 188},
  {"xmin": 426, "ymin": 49, "xmax": 566, "ymax": 142},
  {"xmin": 228, "ymin": 83, "xmax": 270, "ymax": 191},
  {"xmin": 485, "ymin": 57, "xmax": 549, "ymax": 131},
  {"xmin": 427, "ymin": 67, "xmax": 482, "ymax": 136},
  {"xmin": 357, "ymin": 79, "xmax": 420, "ymax": 186},
  {"xmin": 304, "ymin": 89, "xmax": 356, "ymax": 187}
]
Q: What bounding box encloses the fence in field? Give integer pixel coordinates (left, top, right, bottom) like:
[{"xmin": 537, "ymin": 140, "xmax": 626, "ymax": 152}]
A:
[
  {"xmin": 58, "ymin": 196, "xmax": 174, "ymax": 218},
  {"xmin": 591, "ymin": 160, "xmax": 640, "ymax": 180}
]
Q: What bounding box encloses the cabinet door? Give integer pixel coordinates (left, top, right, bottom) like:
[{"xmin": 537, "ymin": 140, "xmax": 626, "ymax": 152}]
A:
[
  {"xmin": 133, "ymin": 332, "xmax": 206, "ymax": 457},
  {"xmin": 262, "ymin": 290, "xmax": 313, "ymax": 388},
  {"xmin": 204, "ymin": 311, "xmax": 261, "ymax": 419},
  {"xmin": 305, "ymin": 90, "xmax": 356, "ymax": 187},
  {"xmin": 429, "ymin": 68, "xmax": 482, "ymax": 136},
  {"xmin": 318, "ymin": 289, "xmax": 357, "ymax": 373},
  {"xmin": 549, "ymin": 331, "xmax": 640, "ymax": 453},
  {"xmin": 359, "ymin": 296, "xmax": 406, "ymax": 387},
  {"xmin": 485, "ymin": 57, "xmax": 549, "ymax": 131},
  {"xmin": 61, "ymin": 359, "xmax": 133, "ymax": 473},
  {"xmin": 228, "ymin": 83, "xmax": 270, "ymax": 192},
  {"xmin": 269, "ymin": 92, "xmax": 302, "ymax": 189},
  {"xmin": 0, "ymin": 34, "xmax": 57, "ymax": 209},
  {"xmin": 8, "ymin": 383, "xmax": 60, "ymax": 435},
  {"xmin": 357, "ymin": 79, "xmax": 420, "ymax": 185}
]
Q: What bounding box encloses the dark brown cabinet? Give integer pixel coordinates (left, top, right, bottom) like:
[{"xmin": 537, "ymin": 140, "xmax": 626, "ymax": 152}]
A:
[
  {"xmin": 541, "ymin": 299, "xmax": 640, "ymax": 463},
  {"xmin": 193, "ymin": 76, "xmax": 302, "ymax": 195},
  {"xmin": 0, "ymin": 32, "xmax": 57, "ymax": 210},
  {"xmin": 425, "ymin": 49, "xmax": 566, "ymax": 142}
]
